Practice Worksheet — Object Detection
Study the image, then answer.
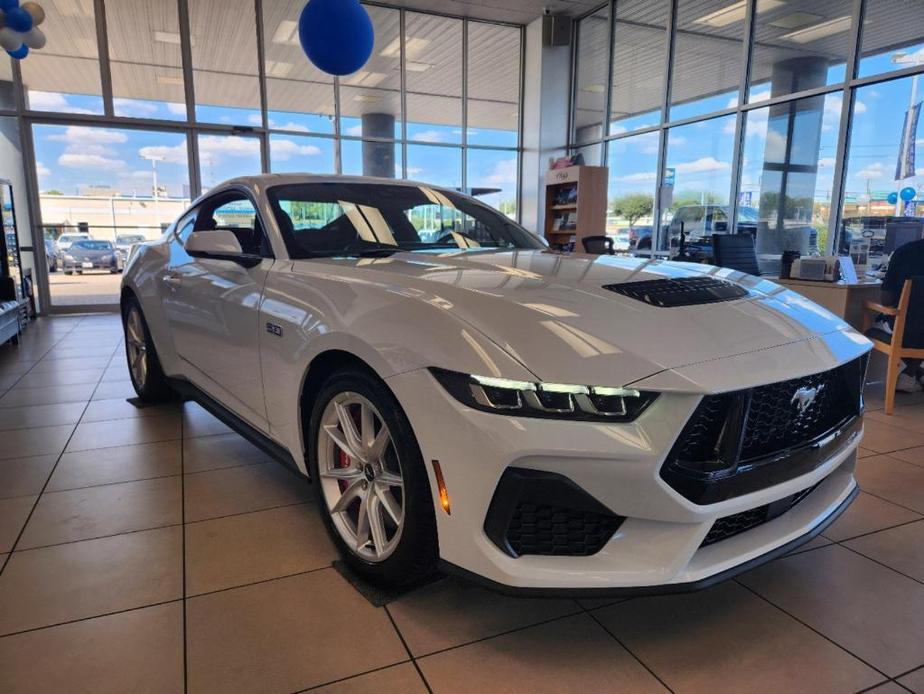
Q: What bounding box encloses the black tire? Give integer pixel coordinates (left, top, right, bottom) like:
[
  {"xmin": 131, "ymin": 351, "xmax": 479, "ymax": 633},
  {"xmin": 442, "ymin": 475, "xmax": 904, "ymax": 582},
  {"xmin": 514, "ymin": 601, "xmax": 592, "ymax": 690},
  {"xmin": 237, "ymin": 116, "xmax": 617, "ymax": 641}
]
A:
[
  {"xmin": 307, "ymin": 367, "xmax": 438, "ymax": 587},
  {"xmin": 122, "ymin": 296, "xmax": 174, "ymax": 403},
  {"xmin": 64, "ymin": 270, "xmax": 72, "ymax": 275}
]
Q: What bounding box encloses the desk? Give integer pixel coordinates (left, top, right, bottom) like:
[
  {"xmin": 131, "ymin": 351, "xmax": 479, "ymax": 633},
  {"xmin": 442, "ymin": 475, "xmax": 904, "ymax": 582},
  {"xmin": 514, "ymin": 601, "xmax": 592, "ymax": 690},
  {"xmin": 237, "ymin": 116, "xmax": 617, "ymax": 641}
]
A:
[{"xmin": 776, "ymin": 278, "xmax": 882, "ymax": 331}]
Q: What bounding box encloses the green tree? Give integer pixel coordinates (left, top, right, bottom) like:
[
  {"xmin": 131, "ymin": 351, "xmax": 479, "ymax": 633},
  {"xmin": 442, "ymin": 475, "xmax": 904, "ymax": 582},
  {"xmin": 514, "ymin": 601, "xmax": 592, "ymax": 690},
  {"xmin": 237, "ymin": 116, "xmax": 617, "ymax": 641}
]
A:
[
  {"xmin": 610, "ymin": 193, "xmax": 654, "ymax": 228},
  {"xmin": 44, "ymin": 189, "xmax": 63, "ymax": 195}
]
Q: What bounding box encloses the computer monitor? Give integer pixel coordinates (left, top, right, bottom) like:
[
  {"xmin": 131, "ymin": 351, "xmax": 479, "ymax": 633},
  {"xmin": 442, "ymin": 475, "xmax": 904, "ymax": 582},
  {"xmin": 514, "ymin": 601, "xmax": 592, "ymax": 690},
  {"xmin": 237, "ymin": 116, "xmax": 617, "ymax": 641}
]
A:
[{"xmin": 884, "ymin": 221, "xmax": 923, "ymax": 255}]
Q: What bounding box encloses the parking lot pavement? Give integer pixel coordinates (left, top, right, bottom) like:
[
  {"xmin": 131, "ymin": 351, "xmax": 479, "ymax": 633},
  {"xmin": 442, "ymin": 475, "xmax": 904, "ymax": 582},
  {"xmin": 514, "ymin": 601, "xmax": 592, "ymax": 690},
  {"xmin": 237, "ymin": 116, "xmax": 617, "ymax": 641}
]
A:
[{"xmin": 49, "ymin": 271, "xmax": 122, "ymax": 306}]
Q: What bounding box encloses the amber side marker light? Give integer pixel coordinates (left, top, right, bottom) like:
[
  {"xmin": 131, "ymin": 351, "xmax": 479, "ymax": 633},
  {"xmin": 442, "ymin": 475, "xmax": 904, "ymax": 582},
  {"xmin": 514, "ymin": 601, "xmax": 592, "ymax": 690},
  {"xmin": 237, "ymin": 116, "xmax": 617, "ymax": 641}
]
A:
[{"xmin": 432, "ymin": 460, "xmax": 451, "ymax": 515}]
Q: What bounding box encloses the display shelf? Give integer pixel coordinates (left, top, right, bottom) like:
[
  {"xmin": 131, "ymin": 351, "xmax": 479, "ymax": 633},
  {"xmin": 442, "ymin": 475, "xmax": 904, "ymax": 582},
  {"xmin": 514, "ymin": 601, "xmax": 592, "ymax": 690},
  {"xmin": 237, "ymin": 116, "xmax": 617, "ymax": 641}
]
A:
[{"xmin": 543, "ymin": 165, "xmax": 608, "ymax": 250}]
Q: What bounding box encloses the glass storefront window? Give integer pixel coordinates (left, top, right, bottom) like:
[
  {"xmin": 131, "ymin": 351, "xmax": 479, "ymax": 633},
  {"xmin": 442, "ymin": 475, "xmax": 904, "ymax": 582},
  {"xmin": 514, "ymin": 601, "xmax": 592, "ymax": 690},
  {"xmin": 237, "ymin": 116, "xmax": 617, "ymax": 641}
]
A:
[
  {"xmin": 670, "ymin": 0, "xmax": 744, "ymax": 121},
  {"xmin": 338, "ymin": 6, "xmax": 402, "ymax": 140},
  {"xmin": 607, "ymin": 131, "xmax": 659, "ymax": 253},
  {"xmin": 264, "ymin": 0, "xmax": 335, "ymax": 134},
  {"xmin": 198, "ymin": 134, "xmax": 261, "ymax": 191},
  {"xmin": 269, "ymin": 134, "xmax": 334, "ymax": 174},
  {"xmin": 32, "ymin": 124, "xmax": 190, "ymax": 306},
  {"xmin": 340, "ymin": 139, "xmax": 402, "ymax": 179},
  {"xmin": 20, "ymin": 0, "xmax": 104, "ymax": 114},
  {"xmin": 406, "ymin": 144, "xmax": 461, "ymax": 189},
  {"xmin": 466, "ymin": 148, "xmax": 518, "ymax": 218},
  {"xmin": 738, "ymin": 92, "xmax": 841, "ymax": 264},
  {"xmin": 659, "ymin": 114, "xmax": 737, "ymax": 254},
  {"xmin": 574, "ymin": 6, "xmax": 609, "ymax": 143},
  {"xmin": 107, "ymin": 0, "xmax": 187, "ymax": 121},
  {"xmin": 610, "ymin": 0, "xmax": 667, "ymax": 135},
  {"xmin": 749, "ymin": 1, "xmax": 852, "ymax": 101},
  {"xmin": 405, "ymin": 13, "xmax": 463, "ymax": 145},
  {"xmin": 858, "ymin": 0, "xmax": 924, "ymax": 79},
  {"xmin": 189, "ymin": 0, "xmax": 261, "ymax": 125},
  {"xmin": 841, "ymin": 75, "xmax": 924, "ymax": 259},
  {"xmin": 468, "ymin": 23, "xmax": 520, "ymax": 148}
]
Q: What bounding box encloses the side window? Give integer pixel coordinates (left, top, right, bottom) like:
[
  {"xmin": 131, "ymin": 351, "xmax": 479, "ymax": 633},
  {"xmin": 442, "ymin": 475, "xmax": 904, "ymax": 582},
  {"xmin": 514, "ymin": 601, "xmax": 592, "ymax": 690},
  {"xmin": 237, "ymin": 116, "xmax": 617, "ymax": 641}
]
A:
[
  {"xmin": 196, "ymin": 192, "xmax": 271, "ymax": 257},
  {"xmin": 174, "ymin": 211, "xmax": 197, "ymax": 243}
]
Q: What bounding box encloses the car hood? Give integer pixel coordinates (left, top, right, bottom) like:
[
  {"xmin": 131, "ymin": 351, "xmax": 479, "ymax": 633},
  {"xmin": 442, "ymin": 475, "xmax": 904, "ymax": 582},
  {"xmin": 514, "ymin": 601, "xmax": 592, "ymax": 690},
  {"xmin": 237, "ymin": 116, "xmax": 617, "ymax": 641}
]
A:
[{"xmin": 296, "ymin": 249, "xmax": 867, "ymax": 387}]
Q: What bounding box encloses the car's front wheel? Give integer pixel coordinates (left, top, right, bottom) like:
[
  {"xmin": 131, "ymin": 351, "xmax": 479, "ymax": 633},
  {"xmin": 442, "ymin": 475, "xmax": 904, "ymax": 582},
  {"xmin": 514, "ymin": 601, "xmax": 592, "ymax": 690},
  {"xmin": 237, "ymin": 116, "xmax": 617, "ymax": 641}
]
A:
[
  {"xmin": 308, "ymin": 368, "xmax": 438, "ymax": 587},
  {"xmin": 122, "ymin": 297, "xmax": 174, "ymax": 403}
]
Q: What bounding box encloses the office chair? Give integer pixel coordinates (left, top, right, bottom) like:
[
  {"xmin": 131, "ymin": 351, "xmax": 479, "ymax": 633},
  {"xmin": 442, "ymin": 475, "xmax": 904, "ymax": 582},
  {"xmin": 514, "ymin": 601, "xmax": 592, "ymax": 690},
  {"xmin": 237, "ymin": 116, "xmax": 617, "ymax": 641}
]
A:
[
  {"xmin": 863, "ymin": 277, "xmax": 924, "ymax": 415},
  {"xmin": 582, "ymin": 235, "xmax": 614, "ymax": 255},
  {"xmin": 712, "ymin": 233, "xmax": 760, "ymax": 275}
]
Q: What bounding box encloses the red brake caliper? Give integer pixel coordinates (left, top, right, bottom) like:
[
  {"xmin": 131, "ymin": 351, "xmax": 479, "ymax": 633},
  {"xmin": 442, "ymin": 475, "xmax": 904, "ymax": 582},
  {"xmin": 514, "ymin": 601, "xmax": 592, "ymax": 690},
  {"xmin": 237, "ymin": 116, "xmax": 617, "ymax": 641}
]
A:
[{"xmin": 337, "ymin": 449, "xmax": 350, "ymax": 492}]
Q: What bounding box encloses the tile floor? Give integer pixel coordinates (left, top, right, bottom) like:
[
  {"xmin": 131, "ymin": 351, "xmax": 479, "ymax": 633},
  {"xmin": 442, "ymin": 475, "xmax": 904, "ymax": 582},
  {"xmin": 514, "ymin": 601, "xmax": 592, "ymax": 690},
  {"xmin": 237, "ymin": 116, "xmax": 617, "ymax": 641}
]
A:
[{"xmin": 1, "ymin": 314, "xmax": 924, "ymax": 693}]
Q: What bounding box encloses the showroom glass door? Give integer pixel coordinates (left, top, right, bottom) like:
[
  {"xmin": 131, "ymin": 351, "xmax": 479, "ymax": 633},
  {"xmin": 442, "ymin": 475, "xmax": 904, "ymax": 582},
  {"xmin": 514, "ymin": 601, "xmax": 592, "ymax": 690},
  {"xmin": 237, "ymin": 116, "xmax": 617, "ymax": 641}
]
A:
[{"xmin": 32, "ymin": 124, "xmax": 192, "ymax": 310}]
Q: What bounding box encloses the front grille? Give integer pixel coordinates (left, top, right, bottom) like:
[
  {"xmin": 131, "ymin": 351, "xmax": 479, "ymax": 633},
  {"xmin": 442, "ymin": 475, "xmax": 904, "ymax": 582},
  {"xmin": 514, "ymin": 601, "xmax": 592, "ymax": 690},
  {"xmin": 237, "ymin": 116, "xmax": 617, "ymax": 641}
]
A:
[
  {"xmin": 506, "ymin": 502, "xmax": 622, "ymax": 557},
  {"xmin": 602, "ymin": 277, "xmax": 749, "ymax": 307},
  {"xmin": 741, "ymin": 368, "xmax": 856, "ymax": 461},
  {"xmin": 661, "ymin": 355, "xmax": 867, "ymax": 504},
  {"xmin": 701, "ymin": 484, "xmax": 817, "ymax": 546}
]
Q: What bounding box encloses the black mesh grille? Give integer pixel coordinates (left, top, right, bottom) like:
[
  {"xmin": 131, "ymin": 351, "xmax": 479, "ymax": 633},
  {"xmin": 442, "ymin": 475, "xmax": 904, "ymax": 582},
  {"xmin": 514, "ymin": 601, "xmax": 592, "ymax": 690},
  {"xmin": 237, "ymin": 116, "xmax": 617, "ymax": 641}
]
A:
[
  {"xmin": 506, "ymin": 502, "xmax": 622, "ymax": 556},
  {"xmin": 602, "ymin": 277, "xmax": 749, "ymax": 307},
  {"xmin": 671, "ymin": 393, "xmax": 735, "ymax": 463},
  {"xmin": 740, "ymin": 367, "xmax": 856, "ymax": 460},
  {"xmin": 701, "ymin": 485, "xmax": 817, "ymax": 546}
]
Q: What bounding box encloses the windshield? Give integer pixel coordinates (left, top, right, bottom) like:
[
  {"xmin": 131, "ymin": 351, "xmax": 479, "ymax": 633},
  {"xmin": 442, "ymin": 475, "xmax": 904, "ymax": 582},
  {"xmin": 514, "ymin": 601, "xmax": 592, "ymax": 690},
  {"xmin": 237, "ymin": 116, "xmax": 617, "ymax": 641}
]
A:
[
  {"xmin": 738, "ymin": 207, "xmax": 759, "ymax": 222},
  {"xmin": 267, "ymin": 183, "xmax": 544, "ymax": 258},
  {"xmin": 73, "ymin": 240, "xmax": 112, "ymax": 250}
]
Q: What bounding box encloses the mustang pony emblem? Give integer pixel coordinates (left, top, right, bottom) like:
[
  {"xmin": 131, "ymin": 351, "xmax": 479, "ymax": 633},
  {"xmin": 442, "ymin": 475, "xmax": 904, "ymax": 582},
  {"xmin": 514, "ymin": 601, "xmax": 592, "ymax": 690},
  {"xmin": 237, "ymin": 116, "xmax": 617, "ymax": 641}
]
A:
[{"xmin": 791, "ymin": 384, "xmax": 825, "ymax": 414}]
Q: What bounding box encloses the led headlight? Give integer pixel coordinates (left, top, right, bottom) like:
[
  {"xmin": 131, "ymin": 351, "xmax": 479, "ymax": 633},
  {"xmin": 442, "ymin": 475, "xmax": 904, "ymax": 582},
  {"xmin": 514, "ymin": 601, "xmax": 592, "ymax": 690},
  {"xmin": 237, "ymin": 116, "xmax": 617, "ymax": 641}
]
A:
[{"xmin": 429, "ymin": 368, "xmax": 657, "ymax": 422}]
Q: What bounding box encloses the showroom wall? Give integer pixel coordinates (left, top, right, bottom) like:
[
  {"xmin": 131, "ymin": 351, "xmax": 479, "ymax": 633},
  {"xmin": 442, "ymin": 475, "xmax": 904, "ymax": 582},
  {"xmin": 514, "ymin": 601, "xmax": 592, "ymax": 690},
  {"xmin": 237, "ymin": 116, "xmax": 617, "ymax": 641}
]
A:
[
  {"xmin": 571, "ymin": 0, "xmax": 924, "ymax": 267},
  {"xmin": 0, "ymin": 0, "xmax": 523, "ymax": 311}
]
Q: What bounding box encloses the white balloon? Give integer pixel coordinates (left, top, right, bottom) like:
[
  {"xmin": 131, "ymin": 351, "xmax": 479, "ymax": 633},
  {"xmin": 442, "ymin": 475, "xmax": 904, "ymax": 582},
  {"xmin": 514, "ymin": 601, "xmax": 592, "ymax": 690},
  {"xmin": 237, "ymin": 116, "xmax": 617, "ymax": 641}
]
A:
[
  {"xmin": 23, "ymin": 26, "xmax": 44, "ymax": 49},
  {"xmin": 0, "ymin": 27, "xmax": 23, "ymax": 53},
  {"xmin": 21, "ymin": 2, "xmax": 45, "ymax": 27}
]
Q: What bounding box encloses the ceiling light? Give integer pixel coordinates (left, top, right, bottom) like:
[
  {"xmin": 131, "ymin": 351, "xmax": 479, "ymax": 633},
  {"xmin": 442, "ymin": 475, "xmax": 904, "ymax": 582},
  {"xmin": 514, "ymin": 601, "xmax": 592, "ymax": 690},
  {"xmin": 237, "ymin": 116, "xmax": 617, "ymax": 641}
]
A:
[
  {"xmin": 354, "ymin": 94, "xmax": 381, "ymax": 103},
  {"xmin": 694, "ymin": 0, "xmax": 784, "ymax": 28},
  {"xmin": 154, "ymin": 31, "xmax": 181, "ymax": 44},
  {"xmin": 582, "ymin": 84, "xmax": 605, "ymax": 93},
  {"xmin": 156, "ymin": 74, "xmax": 184, "ymax": 86},
  {"xmin": 272, "ymin": 20, "xmax": 298, "ymax": 45},
  {"xmin": 770, "ymin": 11, "xmax": 822, "ymax": 29},
  {"xmin": 380, "ymin": 37, "xmax": 430, "ymax": 59},
  {"xmin": 266, "ymin": 61, "xmax": 293, "ymax": 78},
  {"xmin": 779, "ymin": 15, "xmax": 852, "ymax": 43},
  {"xmin": 405, "ymin": 61, "xmax": 432, "ymax": 72}
]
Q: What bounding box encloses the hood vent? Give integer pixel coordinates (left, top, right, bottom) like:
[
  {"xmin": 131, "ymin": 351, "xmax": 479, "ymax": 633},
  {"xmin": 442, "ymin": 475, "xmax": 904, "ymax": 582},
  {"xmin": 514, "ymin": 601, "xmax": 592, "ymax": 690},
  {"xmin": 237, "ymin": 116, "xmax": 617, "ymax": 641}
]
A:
[{"xmin": 602, "ymin": 276, "xmax": 749, "ymax": 307}]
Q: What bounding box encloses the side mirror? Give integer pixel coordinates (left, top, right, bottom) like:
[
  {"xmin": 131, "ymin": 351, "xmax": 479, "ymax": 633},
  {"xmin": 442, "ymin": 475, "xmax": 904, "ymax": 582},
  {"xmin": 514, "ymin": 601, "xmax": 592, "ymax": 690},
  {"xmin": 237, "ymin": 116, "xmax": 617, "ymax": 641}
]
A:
[{"xmin": 184, "ymin": 230, "xmax": 260, "ymax": 267}]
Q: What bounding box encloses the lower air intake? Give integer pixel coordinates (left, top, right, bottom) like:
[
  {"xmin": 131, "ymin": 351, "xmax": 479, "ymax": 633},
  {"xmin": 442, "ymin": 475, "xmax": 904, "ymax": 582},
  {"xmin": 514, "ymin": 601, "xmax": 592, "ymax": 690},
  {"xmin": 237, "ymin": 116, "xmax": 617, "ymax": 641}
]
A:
[{"xmin": 701, "ymin": 484, "xmax": 818, "ymax": 547}]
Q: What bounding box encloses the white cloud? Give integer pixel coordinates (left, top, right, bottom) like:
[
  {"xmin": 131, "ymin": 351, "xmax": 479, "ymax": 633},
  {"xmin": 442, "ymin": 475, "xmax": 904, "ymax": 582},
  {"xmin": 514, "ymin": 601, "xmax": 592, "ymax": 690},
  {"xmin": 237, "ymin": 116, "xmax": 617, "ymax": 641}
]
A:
[
  {"xmin": 856, "ymin": 162, "xmax": 886, "ymax": 180},
  {"xmin": 271, "ymin": 138, "xmax": 322, "ymax": 161},
  {"xmin": 58, "ymin": 153, "xmax": 126, "ymax": 171},
  {"xmin": 413, "ymin": 130, "xmax": 444, "ymax": 143},
  {"xmin": 35, "ymin": 161, "xmax": 50, "ymax": 178},
  {"xmin": 138, "ymin": 143, "xmax": 187, "ymax": 165},
  {"xmin": 406, "ymin": 167, "xmax": 423, "ymax": 176},
  {"xmin": 483, "ymin": 158, "xmax": 517, "ymax": 186},
  {"xmin": 113, "ymin": 98, "xmax": 158, "ymax": 117},
  {"xmin": 616, "ymin": 171, "xmax": 657, "ymax": 183},
  {"xmin": 27, "ymin": 91, "xmax": 95, "ymax": 115},
  {"xmin": 49, "ymin": 126, "xmax": 128, "ymax": 145},
  {"xmin": 345, "ymin": 124, "xmax": 363, "ymax": 137},
  {"xmin": 166, "ymin": 102, "xmax": 187, "ymax": 115},
  {"xmin": 818, "ymin": 157, "xmax": 836, "ymax": 168},
  {"xmin": 198, "ymin": 136, "xmax": 261, "ymax": 161},
  {"xmin": 674, "ymin": 156, "xmax": 730, "ymax": 174},
  {"xmin": 275, "ymin": 121, "xmax": 310, "ymax": 133},
  {"xmin": 749, "ymin": 89, "xmax": 771, "ymax": 103}
]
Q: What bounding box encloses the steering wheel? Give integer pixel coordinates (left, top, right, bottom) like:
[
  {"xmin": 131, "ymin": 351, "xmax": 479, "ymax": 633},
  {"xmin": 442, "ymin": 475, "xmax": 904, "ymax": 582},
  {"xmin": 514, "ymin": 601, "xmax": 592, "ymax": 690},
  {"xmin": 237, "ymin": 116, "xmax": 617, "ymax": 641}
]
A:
[{"xmin": 435, "ymin": 231, "xmax": 477, "ymax": 246}]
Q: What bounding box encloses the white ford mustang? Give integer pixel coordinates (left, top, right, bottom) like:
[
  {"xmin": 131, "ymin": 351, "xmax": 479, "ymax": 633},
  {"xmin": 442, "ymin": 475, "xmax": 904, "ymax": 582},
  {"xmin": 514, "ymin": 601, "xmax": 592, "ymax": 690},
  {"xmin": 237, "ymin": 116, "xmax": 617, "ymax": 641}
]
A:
[{"xmin": 121, "ymin": 174, "xmax": 871, "ymax": 595}]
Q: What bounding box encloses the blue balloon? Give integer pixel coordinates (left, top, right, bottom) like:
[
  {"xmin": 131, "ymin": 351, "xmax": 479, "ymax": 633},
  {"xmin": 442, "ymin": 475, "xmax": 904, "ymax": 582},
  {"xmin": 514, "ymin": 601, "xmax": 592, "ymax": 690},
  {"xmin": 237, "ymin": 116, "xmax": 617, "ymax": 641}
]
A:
[
  {"xmin": 0, "ymin": 0, "xmax": 18, "ymax": 12},
  {"xmin": 888, "ymin": 192, "xmax": 899, "ymax": 205},
  {"xmin": 7, "ymin": 44, "xmax": 28, "ymax": 60},
  {"xmin": 298, "ymin": 0, "xmax": 373, "ymax": 76},
  {"xmin": 900, "ymin": 186, "xmax": 916, "ymax": 201},
  {"xmin": 4, "ymin": 6, "xmax": 32, "ymax": 32}
]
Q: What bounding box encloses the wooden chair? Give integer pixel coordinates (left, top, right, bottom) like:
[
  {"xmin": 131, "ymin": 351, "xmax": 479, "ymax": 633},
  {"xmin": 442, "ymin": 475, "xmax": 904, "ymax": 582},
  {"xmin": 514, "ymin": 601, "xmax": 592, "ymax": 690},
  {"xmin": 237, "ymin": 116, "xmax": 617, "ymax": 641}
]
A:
[
  {"xmin": 712, "ymin": 233, "xmax": 761, "ymax": 275},
  {"xmin": 863, "ymin": 277, "xmax": 924, "ymax": 415}
]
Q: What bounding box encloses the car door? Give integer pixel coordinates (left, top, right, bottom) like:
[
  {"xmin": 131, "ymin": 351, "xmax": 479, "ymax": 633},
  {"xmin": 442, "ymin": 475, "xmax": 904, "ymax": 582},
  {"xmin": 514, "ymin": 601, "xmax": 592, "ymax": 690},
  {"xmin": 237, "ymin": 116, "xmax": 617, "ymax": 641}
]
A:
[{"xmin": 161, "ymin": 189, "xmax": 274, "ymax": 432}]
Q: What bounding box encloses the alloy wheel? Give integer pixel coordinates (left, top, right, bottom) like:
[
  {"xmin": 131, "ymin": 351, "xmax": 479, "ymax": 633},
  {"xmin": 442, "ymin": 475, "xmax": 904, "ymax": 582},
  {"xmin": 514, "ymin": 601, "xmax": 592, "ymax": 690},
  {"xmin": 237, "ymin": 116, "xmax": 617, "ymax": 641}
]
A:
[
  {"xmin": 125, "ymin": 306, "xmax": 149, "ymax": 387},
  {"xmin": 318, "ymin": 392, "xmax": 405, "ymax": 562}
]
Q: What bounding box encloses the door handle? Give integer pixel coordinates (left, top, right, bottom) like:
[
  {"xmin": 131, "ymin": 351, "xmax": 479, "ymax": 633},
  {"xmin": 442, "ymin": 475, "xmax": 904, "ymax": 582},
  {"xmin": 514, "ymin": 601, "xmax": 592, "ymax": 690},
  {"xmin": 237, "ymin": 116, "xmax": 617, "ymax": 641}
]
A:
[{"xmin": 162, "ymin": 273, "xmax": 182, "ymax": 288}]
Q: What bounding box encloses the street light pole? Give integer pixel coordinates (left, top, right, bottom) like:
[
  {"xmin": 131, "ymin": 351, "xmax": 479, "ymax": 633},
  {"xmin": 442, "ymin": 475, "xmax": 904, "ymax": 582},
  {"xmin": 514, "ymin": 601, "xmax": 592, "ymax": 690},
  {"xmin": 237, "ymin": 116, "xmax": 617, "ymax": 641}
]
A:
[{"xmin": 140, "ymin": 153, "xmax": 166, "ymax": 233}]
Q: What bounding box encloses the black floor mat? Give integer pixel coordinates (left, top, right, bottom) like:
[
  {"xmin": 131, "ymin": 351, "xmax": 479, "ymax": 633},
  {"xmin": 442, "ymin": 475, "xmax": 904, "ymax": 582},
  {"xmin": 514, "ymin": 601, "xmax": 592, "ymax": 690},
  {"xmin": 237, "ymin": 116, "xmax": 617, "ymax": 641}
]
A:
[{"xmin": 333, "ymin": 560, "xmax": 445, "ymax": 607}]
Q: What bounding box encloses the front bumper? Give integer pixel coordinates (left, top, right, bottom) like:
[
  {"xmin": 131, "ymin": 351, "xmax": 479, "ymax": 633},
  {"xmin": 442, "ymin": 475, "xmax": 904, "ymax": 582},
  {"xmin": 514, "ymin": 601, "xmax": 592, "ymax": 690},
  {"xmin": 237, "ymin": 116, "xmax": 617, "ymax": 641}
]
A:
[{"xmin": 386, "ymin": 367, "xmax": 862, "ymax": 593}]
